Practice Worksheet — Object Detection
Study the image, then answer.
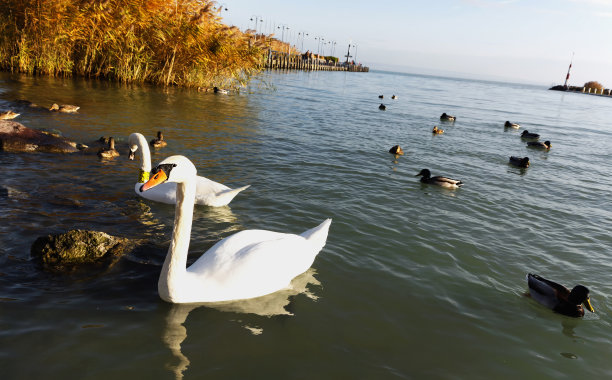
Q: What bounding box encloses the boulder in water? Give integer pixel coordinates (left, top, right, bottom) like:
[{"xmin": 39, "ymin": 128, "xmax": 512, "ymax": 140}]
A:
[
  {"xmin": 31, "ymin": 230, "xmax": 132, "ymax": 273},
  {"xmin": 0, "ymin": 120, "xmax": 79, "ymax": 153}
]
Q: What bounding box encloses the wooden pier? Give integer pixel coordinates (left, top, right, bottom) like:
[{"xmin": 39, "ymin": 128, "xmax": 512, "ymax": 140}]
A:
[
  {"xmin": 549, "ymin": 85, "xmax": 612, "ymax": 96},
  {"xmin": 264, "ymin": 50, "xmax": 369, "ymax": 72}
]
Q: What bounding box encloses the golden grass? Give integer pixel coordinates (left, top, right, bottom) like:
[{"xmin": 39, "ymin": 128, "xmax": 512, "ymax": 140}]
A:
[{"xmin": 0, "ymin": 0, "xmax": 264, "ymax": 88}]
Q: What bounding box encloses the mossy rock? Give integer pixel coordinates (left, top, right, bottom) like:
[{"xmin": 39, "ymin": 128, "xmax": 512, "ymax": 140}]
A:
[
  {"xmin": 0, "ymin": 120, "xmax": 79, "ymax": 153},
  {"xmin": 31, "ymin": 230, "xmax": 132, "ymax": 273}
]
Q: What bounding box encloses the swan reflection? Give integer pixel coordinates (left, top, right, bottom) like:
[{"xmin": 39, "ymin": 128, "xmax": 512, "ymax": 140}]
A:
[{"xmin": 163, "ymin": 269, "xmax": 321, "ymax": 379}]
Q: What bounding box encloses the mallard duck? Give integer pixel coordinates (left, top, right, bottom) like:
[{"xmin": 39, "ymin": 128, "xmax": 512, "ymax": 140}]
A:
[
  {"xmin": 389, "ymin": 145, "xmax": 404, "ymax": 155},
  {"xmin": 0, "ymin": 110, "xmax": 20, "ymax": 120},
  {"xmin": 526, "ymin": 273, "xmax": 594, "ymax": 317},
  {"xmin": 432, "ymin": 126, "xmax": 444, "ymax": 134},
  {"xmin": 504, "ymin": 121, "xmax": 520, "ymax": 129},
  {"xmin": 521, "ymin": 130, "xmax": 540, "ymax": 139},
  {"xmin": 415, "ymin": 169, "xmax": 463, "ymax": 188},
  {"xmin": 509, "ymin": 156, "xmax": 530, "ymax": 168},
  {"xmin": 49, "ymin": 103, "xmax": 80, "ymax": 113},
  {"xmin": 440, "ymin": 113, "xmax": 456, "ymax": 121},
  {"xmin": 527, "ymin": 141, "xmax": 551, "ymax": 149},
  {"xmin": 213, "ymin": 87, "xmax": 229, "ymax": 94},
  {"xmin": 379, "ymin": 104, "xmax": 386, "ymax": 110},
  {"xmin": 391, "ymin": 95, "xmax": 397, "ymax": 100},
  {"xmin": 97, "ymin": 137, "xmax": 120, "ymax": 159},
  {"xmin": 150, "ymin": 131, "xmax": 168, "ymax": 148},
  {"xmin": 378, "ymin": 95, "xmax": 384, "ymax": 99}
]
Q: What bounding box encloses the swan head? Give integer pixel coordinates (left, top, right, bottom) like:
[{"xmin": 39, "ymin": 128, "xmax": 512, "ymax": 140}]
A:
[
  {"xmin": 128, "ymin": 133, "xmax": 143, "ymax": 160},
  {"xmin": 140, "ymin": 155, "xmax": 196, "ymax": 192}
]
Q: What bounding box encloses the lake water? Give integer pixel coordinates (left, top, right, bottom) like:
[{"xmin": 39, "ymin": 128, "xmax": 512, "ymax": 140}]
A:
[{"xmin": 1, "ymin": 69, "xmax": 611, "ymax": 379}]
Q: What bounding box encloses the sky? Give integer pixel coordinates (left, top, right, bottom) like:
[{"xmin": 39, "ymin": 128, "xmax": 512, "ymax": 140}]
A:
[{"xmin": 219, "ymin": 0, "xmax": 612, "ymax": 86}]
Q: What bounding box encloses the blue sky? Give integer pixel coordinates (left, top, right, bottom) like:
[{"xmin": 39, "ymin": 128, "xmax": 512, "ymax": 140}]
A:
[{"xmin": 220, "ymin": 0, "xmax": 612, "ymax": 86}]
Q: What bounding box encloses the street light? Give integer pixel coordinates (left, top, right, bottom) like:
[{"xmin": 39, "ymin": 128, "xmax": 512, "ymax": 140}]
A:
[
  {"xmin": 250, "ymin": 15, "xmax": 263, "ymax": 41},
  {"xmin": 314, "ymin": 36, "xmax": 325, "ymax": 56},
  {"xmin": 277, "ymin": 24, "xmax": 290, "ymax": 53},
  {"xmin": 298, "ymin": 31, "xmax": 309, "ymax": 52}
]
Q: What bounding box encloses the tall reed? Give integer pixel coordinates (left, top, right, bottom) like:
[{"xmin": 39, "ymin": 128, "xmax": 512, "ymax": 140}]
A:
[{"xmin": 0, "ymin": 0, "xmax": 263, "ymax": 88}]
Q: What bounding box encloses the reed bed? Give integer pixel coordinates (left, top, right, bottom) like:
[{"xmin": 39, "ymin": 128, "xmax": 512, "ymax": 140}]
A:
[{"xmin": 0, "ymin": 0, "xmax": 264, "ymax": 88}]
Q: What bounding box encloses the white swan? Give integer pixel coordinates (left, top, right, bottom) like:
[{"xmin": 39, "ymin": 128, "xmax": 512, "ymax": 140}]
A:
[
  {"xmin": 128, "ymin": 133, "xmax": 249, "ymax": 206},
  {"xmin": 140, "ymin": 155, "xmax": 332, "ymax": 303}
]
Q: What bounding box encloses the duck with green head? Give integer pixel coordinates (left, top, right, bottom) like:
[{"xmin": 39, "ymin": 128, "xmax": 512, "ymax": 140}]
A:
[
  {"xmin": 527, "ymin": 273, "xmax": 594, "ymax": 317},
  {"xmin": 415, "ymin": 169, "xmax": 463, "ymax": 189}
]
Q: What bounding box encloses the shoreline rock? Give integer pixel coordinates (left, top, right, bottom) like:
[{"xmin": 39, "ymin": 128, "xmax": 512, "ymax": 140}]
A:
[{"xmin": 0, "ymin": 120, "xmax": 80, "ymax": 153}]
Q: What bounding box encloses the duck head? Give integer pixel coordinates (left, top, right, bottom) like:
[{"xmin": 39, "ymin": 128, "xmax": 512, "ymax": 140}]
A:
[
  {"xmin": 415, "ymin": 169, "xmax": 431, "ymax": 179},
  {"xmin": 568, "ymin": 285, "xmax": 595, "ymax": 313}
]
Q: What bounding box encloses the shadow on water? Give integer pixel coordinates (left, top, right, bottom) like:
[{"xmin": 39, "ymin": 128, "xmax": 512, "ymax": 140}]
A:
[{"xmin": 162, "ymin": 269, "xmax": 321, "ymax": 379}]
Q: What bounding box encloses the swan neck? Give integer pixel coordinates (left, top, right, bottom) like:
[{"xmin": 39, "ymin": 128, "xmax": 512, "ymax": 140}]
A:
[
  {"xmin": 135, "ymin": 133, "xmax": 152, "ymax": 173},
  {"xmin": 159, "ymin": 177, "xmax": 196, "ymax": 301}
]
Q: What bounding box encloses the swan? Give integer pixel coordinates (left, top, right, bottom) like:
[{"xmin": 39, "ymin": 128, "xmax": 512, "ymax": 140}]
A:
[
  {"xmin": 140, "ymin": 155, "xmax": 332, "ymax": 303},
  {"xmin": 128, "ymin": 132, "xmax": 250, "ymax": 206}
]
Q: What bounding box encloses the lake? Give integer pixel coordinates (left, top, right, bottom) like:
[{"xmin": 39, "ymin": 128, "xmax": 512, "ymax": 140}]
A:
[{"xmin": 1, "ymin": 69, "xmax": 611, "ymax": 379}]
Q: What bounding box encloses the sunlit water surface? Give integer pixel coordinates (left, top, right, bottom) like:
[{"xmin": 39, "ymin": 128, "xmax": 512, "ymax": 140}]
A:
[{"xmin": 1, "ymin": 70, "xmax": 611, "ymax": 379}]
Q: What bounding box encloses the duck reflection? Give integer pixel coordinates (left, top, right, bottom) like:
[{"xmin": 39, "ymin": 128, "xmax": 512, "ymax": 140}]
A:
[{"xmin": 162, "ymin": 269, "xmax": 320, "ymax": 379}]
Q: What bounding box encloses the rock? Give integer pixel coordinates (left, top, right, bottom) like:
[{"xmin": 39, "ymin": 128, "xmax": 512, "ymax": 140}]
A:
[
  {"xmin": 0, "ymin": 120, "xmax": 79, "ymax": 153},
  {"xmin": 31, "ymin": 230, "xmax": 132, "ymax": 273}
]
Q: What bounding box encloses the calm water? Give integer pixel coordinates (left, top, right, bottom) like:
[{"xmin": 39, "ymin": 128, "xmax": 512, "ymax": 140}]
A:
[{"xmin": 1, "ymin": 69, "xmax": 611, "ymax": 379}]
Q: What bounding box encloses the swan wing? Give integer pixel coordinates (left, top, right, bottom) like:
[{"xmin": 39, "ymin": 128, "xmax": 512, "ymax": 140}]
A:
[{"xmin": 194, "ymin": 175, "xmax": 249, "ymax": 206}]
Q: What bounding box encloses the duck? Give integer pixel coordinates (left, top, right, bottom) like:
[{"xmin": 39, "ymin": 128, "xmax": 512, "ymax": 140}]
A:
[
  {"xmin": 415, "ymin": 169, "xmax": 463, "ymax": 189},
  {"xmin": 213, "ymin": 87, "xmax": 229, "ymax": 94},
  {"xmin": 150, "ymin": 131, "xmax": 168, "ymax": 148},
  {"xmin": 527, "ymin": 140, "xmax": 551, "ymax": 149},
  {"xmin": 139, "ymin": 155, "xmax": 332, "ymax": 303},
  {"xmin": 379, "ymin": 104, "xmax": 386, "ymax": 110},
  {"xmin": 391, "ymin": 95, "xmax": 397, "ymax": 100},
  {"xmin": 504, "ymin": 121, "xmax": 520, "ymax": 129},
  {"xmin": 128, "ymin": 132, "xmax": 249, "ymax": 206},
  {"xmin": 526, "ymin": 273, "xmax": 594, "ymax": 317},
  {"xmin": 440, "ymin": 113, "xmax": 456, "ymax": 122},
  {"xmin": 49, "ymin": 103, "xmax": 80, "ymax": 113},
  {"xmin": 521, "ymin": 130, "xmax": 540, "ymax": 139},
  {"xmin": 97, "ymin": 137, "xmax": 120, "ymax": 159},
  {"xmin": 378, "ymin": 95, "xmax": 384, "ymax": 99},
  {"xmin": 0, "ymin": 110, "xmax": 20, "ymax": 120},
  {"xmin": 509, "ymin": 156, "xmax": 530, "ymax": 168},
  {"xmin": 432, "ymin": 126, "xmax": 444, "ymax": 134},
  {"xmin": 389, "ymin": 145, "xmax": 404, "ymax": 155}
]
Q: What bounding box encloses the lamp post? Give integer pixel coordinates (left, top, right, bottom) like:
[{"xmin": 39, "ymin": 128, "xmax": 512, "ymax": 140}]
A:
[
  {"xmin": 298, "ymin": 31, "xmax": 309, "ymax": 53},
  {"xmin": 250, "ymin": 15, "xmax": 263, "ymax": 41},
  {"xmin": 314, "ymin": 37, "xmax": 325, "ymax": 56},
  {"xmin": 277, "ymin": 24, "xmax": 290, "ymax": 54},
  {"xmin": 329, "ymin": 41, "xmax": 337, "ymax": 57}
]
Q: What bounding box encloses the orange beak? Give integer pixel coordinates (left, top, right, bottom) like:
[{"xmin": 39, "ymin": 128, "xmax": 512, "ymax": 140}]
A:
[{"xmin": 140, "ymin": 169, "xmax": 167, "ymax": 192}]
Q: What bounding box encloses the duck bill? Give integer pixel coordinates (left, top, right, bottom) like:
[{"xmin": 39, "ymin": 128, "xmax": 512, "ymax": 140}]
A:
[
  {"xmin": 584, "ymin": 298, "xmax": 595, "ymax": 313},
  {"xmin": 140, "ymin": 170, "xmax": 167, "ymax": 192}
]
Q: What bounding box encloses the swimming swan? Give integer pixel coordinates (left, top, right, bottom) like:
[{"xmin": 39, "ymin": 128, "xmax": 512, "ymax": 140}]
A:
[
  {"xmin": 140, "ymin": 155, "xmax": 332, "ymax": 303},
  {"xmin": 128, "ymin": 133, "xmax": 249, "ymax": 206}
]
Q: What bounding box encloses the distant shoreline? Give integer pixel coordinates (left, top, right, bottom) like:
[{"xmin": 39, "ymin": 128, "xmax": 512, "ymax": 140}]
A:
[{"xmin": 549, "ymin": 84, "xmax": 611, "ymax": 97}]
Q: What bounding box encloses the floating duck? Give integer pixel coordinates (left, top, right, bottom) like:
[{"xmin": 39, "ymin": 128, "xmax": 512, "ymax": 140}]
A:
[
  {"xmin": 526, "ymin": 273, "xmax": 594, "ymax": 317},
  {"xmin": 150, "ymin": 131, "xmax": 168, "ymax": 148},
  {"xmin": 389, "ymin": 145, "xmax": 404, "ymax": 155},
  {"xmin": 139, "ymin": 155, "xmax": 332, "ymax": 303},
  {"xmin": 509, "ymin": 156, "xmax": 530, "ymax": 168},
  {"xmin": 97, "ymin": 136, "xmax": 120, "ymax": 159},
  {"xmin": 213, "ymin": 87, "xmax": 229, "ymax": 94},
  {"xmin": 49, "ymin": 103, "xmax": 80, "ymax": 113},
  {"xmin": 521, "ymin": 130, "xmax": 540, "ymax": 139},
  {"xmin": 391, "ymin": 95, "xmax": 397, "ymax": 100},
  {"xmin": 379, "ymin": 104, "xmax": 386, "ymax": 110},
  {"xmin": 527, "ymin": 141, "xmax": 551, "ymax": 149},
  {"xmin": 378, "ymin": 95, "xmax": 384, "ymax": 99},
  {"xmin": 432, "ymin": 126, "xmax": 444, "ymax": 134},
  {"xmin": 504, "ymin": 121, "xmax": 520, "ymax": 129},
  {"xmin": 0, "ymin": 110, "xmax": 20, "ymax": 120},
  {"xmin": 415, "ymin": 169, "xmax": 463, "ymax": 189},
  {"xmin": 440, "ymin": 113, "xmax": 456, "ymax": 122}
]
